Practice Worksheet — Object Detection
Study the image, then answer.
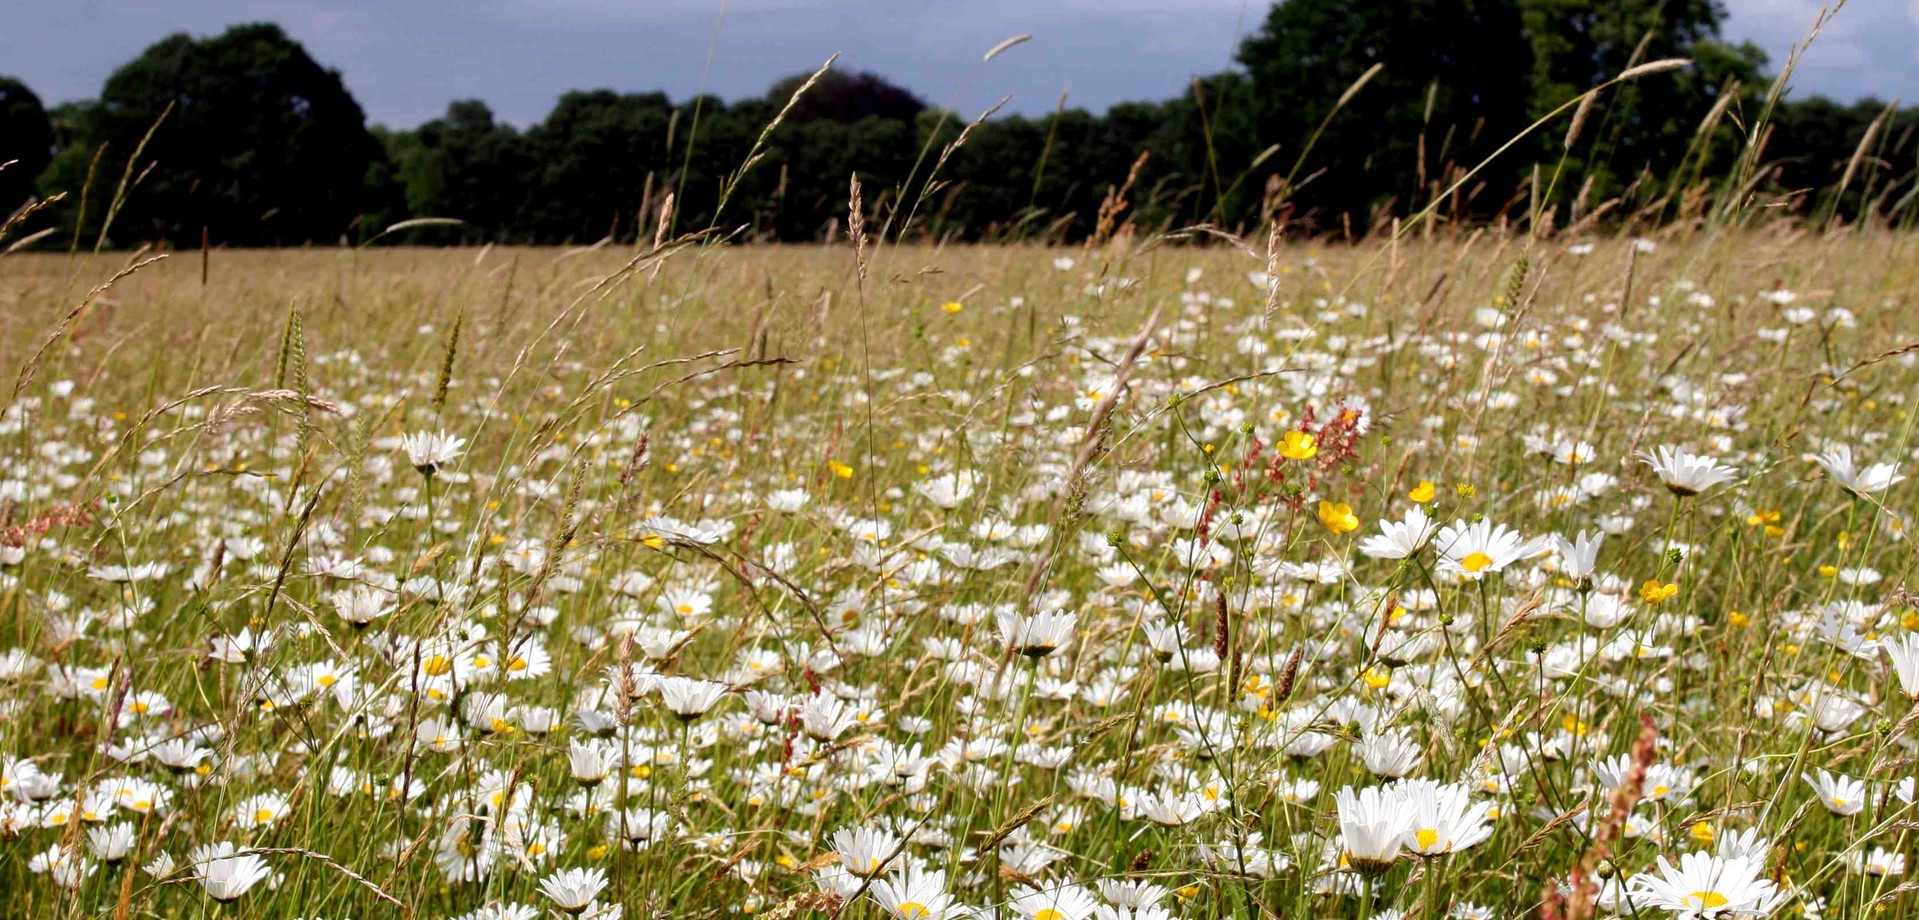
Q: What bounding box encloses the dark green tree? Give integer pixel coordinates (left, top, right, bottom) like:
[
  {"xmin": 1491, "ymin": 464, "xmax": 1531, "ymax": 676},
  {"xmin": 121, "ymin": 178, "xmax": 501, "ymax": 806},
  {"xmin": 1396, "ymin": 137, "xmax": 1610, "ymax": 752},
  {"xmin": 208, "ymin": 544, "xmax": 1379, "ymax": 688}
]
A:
[
  {"xmin": 767, "ymin": 70, "xmax": 924, "ymax": 124},
  {"xmin": 3, "ymin": 5, "xmax": 1894, "ymax": 245},
  {"xmin": 1764, "ymin": 97, "xmax": 1919, "ymax": 219},
  {"xmin": 1224, "ymin": 0, "xmax": 1537, "ymax": 230},
  {"xmin": 519, "ymin": 90, "xmax": 682, "ymax": 242},
  {"xmin": 744, "ymin": 115, "xmax": 918, "ymax": 240},
  {"xmin": 86, "ymin": 22, "xmax": 386, "ymax": 246},
  {"xmin": 0, "ymin": 77, "xmax": 54, "ymax": 218},
  {"xmin": 385, "ymin": 100, "xmax": 531, "ymax": 242},
  {"xmin": 932, "ymin": 102, "xmax": 1186, "ymax": 241},
  {"xmin": 1522, "ymin": 0, "xmax": 1765, "ymax": 209},
  {"xmin": 731, "ymin": 71, "xmax": 924, "ymax": 239}
]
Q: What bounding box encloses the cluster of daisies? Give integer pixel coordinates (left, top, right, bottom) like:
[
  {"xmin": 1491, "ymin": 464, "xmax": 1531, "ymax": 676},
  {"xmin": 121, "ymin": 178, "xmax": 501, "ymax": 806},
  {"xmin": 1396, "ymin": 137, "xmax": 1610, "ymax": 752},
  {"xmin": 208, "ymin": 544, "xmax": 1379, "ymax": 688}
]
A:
[{"xmin": 0, "ymin": 245, "xmax": 1915, "ymax": 920}]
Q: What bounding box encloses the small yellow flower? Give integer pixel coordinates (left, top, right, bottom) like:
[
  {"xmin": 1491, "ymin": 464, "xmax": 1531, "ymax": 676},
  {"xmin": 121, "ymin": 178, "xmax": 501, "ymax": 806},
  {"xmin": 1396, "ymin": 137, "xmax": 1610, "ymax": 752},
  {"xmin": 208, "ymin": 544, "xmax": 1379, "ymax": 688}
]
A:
[
  {"xmin": 941, "ymin": 301, "xmax": 963, "ymax": 314},
  {"xmin": 1317, "ymin": 500, "xmax": 1359, "ymax": 535},
  {"xmin": 1640, "ymin": 579, "xmax": 1679, "ymax": 605},
  {"xmin": 1690, "ymin": 821, "xmax": 1716, "ymax": 845},
  {"xmin": 1278, "ymin": 430, "xmax": 1318, "ymax": 461},
  {"xmin": 828, "ymin": 460, "xmax": 854, "ymax": 479},
  {"xmin": 1728, "ymin": 610, "xmax": 1751, "ymax": 628},
  {"xmin": 1408, "ymin": 480, "xmax": 1436, "ymax": 503},
  {"xmin": 1817, "ymin": 565, "xmax": 1838, "ymax": 578}
]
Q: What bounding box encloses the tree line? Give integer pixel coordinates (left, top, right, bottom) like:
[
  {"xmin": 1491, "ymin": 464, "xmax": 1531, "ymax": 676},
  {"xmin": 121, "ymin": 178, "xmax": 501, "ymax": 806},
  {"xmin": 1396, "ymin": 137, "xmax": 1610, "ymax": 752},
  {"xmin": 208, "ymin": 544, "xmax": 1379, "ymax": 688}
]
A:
[{"xmin": 1, "ymin": 1, "xmax": 1913, "ymax": 249}]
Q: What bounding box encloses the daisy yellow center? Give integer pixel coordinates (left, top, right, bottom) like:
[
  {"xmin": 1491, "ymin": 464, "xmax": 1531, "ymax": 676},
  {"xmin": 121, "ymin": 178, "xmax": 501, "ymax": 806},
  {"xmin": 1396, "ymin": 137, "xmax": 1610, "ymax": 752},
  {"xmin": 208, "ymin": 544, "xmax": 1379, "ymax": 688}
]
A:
[
  {"xmin": 317, "ymin": 675, "xmax": 337, "ymax": 687},
  {"xmin": 1416, "ymin": 828, "xmax": 1441, "ymax": 850},
  {"xmin": 254, "ymin": 808, "xmax": 275, "ymax": 823},
  {"xmin": 506, "ymin": 656, "xmax": 528, "ymax": 671},
  {"xmin": 422, "ymin": 655, "xmax": 452, "ymax": 676},
  {"xmin": 1688, "ymin": 892, "xmax": 1729, "ymax": 910},
  {"xmin": 1462, "ymin": 552, "xmax": 1494, "ymax": 573},
  {"xmin": 1652, "ymin": 785, "xmax": 1670, "ymax": 797},
  {"xmin": 1034, "ymin": 910, "xmax": 1068, "ymax": 920},
  {"xmin": 898, "ymin": 903, "xmax": 931, "ymax": 920}
]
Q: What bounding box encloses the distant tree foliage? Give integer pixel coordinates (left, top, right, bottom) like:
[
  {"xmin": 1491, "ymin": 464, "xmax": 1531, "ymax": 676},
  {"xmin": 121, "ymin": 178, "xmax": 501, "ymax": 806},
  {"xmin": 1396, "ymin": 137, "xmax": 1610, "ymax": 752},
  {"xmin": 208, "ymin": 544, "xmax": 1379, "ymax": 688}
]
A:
[
  {"xmin": 381, "ymin": 101, "xmax": 531, "ymax": 242},
  {"xmin": 1226, "ymin": 0, "xmax": 1538, "ymax": 224},
  {"xmin": 0, "ymin": 77, "xmax": 53, "ymax": 217},
  {"xmin": 1518, "ymin": 0, "xmax": 1766, "ymax": 204},
  {"xmin": 10, "ymin": 6, "xmax": 1915, "ymax": 247},
  {"xmin": 80, "ymin": 22, "xmax": 386, "ymax": 246},
  {"xmin": 768, "ymin": 70, "xmax": 925, "ymax": 124}
]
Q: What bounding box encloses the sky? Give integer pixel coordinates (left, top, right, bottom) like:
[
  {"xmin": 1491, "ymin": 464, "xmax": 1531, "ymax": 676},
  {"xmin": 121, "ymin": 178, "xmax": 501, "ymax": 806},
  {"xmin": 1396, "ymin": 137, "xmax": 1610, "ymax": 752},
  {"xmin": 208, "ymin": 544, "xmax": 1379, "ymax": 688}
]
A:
[{"xmin": 7, "ymin": 0, "xmax": 1915, "ymax": 130}]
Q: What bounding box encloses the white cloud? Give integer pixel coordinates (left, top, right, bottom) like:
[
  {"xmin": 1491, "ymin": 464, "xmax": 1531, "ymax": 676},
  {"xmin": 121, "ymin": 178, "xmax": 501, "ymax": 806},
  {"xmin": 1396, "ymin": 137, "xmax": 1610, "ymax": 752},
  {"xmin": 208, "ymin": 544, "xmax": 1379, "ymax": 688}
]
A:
[{"xmin": 1722, "ymin": 0, "xmax": 1918, "ymax": 100}]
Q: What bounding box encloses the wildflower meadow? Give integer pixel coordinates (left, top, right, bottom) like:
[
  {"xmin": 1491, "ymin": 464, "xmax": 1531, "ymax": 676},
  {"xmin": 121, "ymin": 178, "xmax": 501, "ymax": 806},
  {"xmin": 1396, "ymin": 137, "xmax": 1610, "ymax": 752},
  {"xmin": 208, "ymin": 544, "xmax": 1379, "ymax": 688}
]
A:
[{"xmin": 0, "ymin": 224, "xmax": 1914, "ymax": 920}]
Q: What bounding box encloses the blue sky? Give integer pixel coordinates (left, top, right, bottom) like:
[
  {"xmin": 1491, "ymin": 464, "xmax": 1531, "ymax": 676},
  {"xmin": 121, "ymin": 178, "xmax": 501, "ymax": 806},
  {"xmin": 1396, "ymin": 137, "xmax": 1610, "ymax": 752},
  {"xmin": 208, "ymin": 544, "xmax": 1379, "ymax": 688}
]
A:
[{"xmin": 8, "ymin": 0, "xmax": 1914, "ymax": 129}]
